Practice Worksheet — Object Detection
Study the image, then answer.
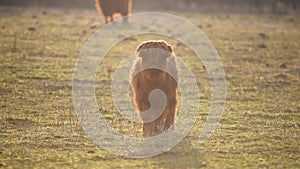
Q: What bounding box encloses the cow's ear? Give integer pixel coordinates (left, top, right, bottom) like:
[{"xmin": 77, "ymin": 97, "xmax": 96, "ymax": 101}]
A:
[
  {"xmin": 136, "ymin": 45, "xmax": 144, "ymax": 57},
  {"xmin": 167, "ymin": 45, "xmax": 173, "ymax": 53},
  {"xmin": 136, "ymin": 42, "xmax": 146, "ymax": 53}
]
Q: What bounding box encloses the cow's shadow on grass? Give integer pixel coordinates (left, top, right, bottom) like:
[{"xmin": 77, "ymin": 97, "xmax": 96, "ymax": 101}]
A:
[{"xmin": 140, "ymin": 138, "xmax": 207, "ymax": 169}]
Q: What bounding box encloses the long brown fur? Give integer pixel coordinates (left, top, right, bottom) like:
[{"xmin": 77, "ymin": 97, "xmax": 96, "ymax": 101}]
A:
[
  {"xmin": 130, "ymin": 40, "xmax": 178, "ymax": 137},
  {"xmin": 95, "ymin": 0, "xmax": 132, "ymax": 23}
]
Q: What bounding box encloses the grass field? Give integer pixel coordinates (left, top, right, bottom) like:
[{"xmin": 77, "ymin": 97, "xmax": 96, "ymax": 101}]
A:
[{"xmin": 0, "ymin": 6, "xmax": 299, "ymax": 168}]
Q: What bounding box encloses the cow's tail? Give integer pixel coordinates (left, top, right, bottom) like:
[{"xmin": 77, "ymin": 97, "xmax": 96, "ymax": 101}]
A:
[{"xmin": 95, "ymin": 0, "xmax": 103, "ymax": 14}]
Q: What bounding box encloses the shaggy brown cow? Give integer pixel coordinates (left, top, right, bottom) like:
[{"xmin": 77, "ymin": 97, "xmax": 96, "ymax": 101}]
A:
[
  {"xmin": 130, "ymin": 40, "xmax": 178, "ymax": 137},
  {"xmin": 95, "ymin": 0, "xmax": 132, "ymax": 24}
]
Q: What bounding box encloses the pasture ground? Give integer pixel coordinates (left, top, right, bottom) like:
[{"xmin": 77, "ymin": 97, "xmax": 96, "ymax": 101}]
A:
[{"xmin": 0, "ymin": 7, "xmax": 299, "ymax": 169}]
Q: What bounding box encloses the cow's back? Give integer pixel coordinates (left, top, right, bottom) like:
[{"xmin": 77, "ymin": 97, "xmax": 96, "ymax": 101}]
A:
[{"xmin": 100, "ymin": 0, "xmax": 130, "ymax": 16}]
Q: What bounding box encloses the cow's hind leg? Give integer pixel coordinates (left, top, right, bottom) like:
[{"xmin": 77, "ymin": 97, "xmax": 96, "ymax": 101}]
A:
[
  {"xmin": 105, "ymin": 16, "xmax": 110, "ymax": 24},
  {"xmin": 142, "ymin": 122, "xmax": 154, "ymax": 137},
  {"xmin": 122, "ymin": 13, "xmax": 129, "ymax": 23},
  {"xmin": 142, "ymin": 119, "xmax": 161, "ymax": 137},
  {"xmin": 110, "ymin": 15, "xmax": 114, "ymax": 23}
]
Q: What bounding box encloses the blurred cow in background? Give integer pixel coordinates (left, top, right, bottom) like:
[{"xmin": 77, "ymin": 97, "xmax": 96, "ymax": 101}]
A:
[{"xmin": 95, "ymin": 0, "xmax": 132, "ymax": 24}]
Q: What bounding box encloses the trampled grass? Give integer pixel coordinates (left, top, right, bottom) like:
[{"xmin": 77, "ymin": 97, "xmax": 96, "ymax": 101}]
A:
[{"xmin": 0, "ymin": 7, "xmax": 299, "ymax": 168}]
